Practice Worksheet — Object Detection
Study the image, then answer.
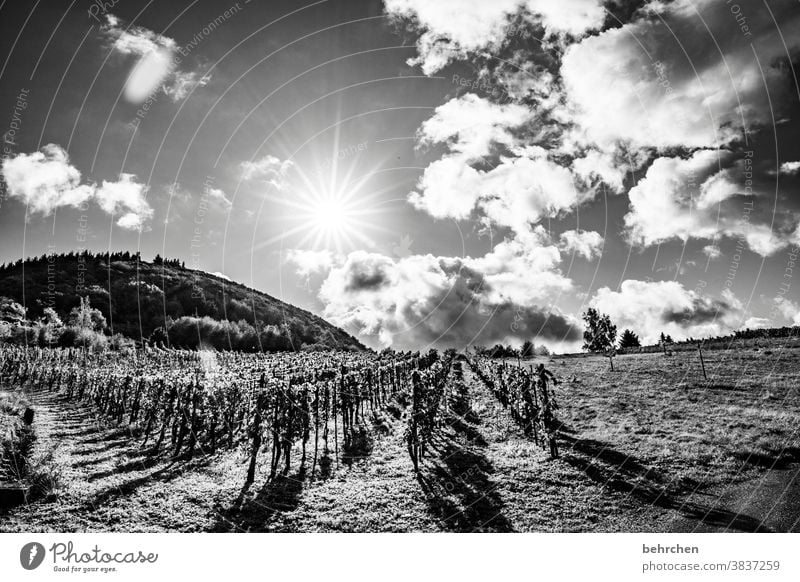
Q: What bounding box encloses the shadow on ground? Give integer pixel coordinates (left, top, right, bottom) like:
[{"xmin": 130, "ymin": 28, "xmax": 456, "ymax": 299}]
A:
[
  {"xmin": 560, "ymin": 433, "xmax": 771, "ymax": 532},
  {"xmin": 210, "ymin": 472, "xmax": 304, "ymax": 532},
  {"xmin": 416, "ymin": 374, "xmax": 514, "ymax": 532}
]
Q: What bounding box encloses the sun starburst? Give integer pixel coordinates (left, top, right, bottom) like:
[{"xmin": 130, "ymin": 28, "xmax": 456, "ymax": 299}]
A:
[{"xmin": 254, "ymin": 143, "xmax": 400, "ymax": 254}]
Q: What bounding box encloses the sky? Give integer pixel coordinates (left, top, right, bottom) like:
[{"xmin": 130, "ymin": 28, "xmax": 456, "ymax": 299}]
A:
[{"xmin": 0, "ymin": 0, "xmax": 799, "ymax": 351}]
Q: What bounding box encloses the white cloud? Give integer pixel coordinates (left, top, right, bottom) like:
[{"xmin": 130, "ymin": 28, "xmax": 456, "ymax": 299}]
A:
[
  {"xmin": 206, "ymin": 187, "xmax": 231, "ymax": 208},
  {"xmin": 1, "ymin": 144, "xmax": 94, "ymax": 214},
  {"xmin": 744, "ymin": 317, "xmax": 772, "ymax": 329},
  {"xmin": 94, "ymin": 173, "xmax": 153, "ymax": 230},
  {"xmin": 478, "ymin": 153, "xmax": 583, "ymax": 234},
  {"xmin": 240, "ymin": 155, "xmax": 294, "ymax": 189},
  {"xmin": 465, "ymin": 227, "xmax": 572, "ymax": 306},
  {"xmin": 418, "ymin": 94, "xmax": 530, "ymax": 161},
  {"xmin": 384, "ymin": 0, "xmax": 604, "ymax": 74},
  {"xmin": 105, "ymin": 15, "xmax": 176, "ymax": 55},
  {"xmin": 779, "ymin": 161, "xmax": 800, "ymax": 175},
  {"xmin": 742, "ymin": 225, "xmax": 785, "ymax": 257},
  {"xmin": 562, "ymin": 27, "xmax": 725, "ymax": 150},
  {"xmin": 285, "ymin": 249, "xmax": 342, "ymax": 279},
  {"xmin": 571, "ymin": 149, "xmax": 627, "ymax": 193},
  {"xmin": 559, "ymin": 229, "xmax": 603, "ymax": 260},
  {"xmin": 625, "ymin": 151, "xmax": 727, "ymax": 245},
  {"xmin": 162, "ymin": 70, "xmax": 211, "ymax": 102},
  {"xmin": 493, "ymin": 61, "xmax": 556, "ymax": 102},
  {"xmin": 102, "ymin": 14, "xmax": 207, "ymax": 104},
  {"xmin": 702, "ymin": 244, "xmax": 722, "ymax": 260},
  {"xmin": 774, "ymin": 297, "xmax": 800, "ymax": 325},
  {"xmin": 408, "ymin": 95, "xmax": 594, "ymax": 237},
  {"xmin": 591, "ymin": 280, "xmax": 746, "ymax": 344},
  {"xmin": 624, "ymin": 150, "xmax": 790, "ymax": 256},
  {"xmin": 410, "ymin": 148, "xmax": 584, "ymax": 235},
  {"xmin": 0, "ymin": 144, "xmax": 153, "ymax": 230},
  {"xmin": 116, "ymin": 212, "xmax": 146, "ymax": 229},
  {"xmin": 561, "ymin": 1, "xmax": 800, "ymax": 151},
  {"xmin": 408, "ymin": 156, "xmax": 482, "ymax": 220},
  {"xmin": 524, "ymin": 0, "xmax": 605, "ymax": 37},
  {"xmin": 385, "ymin": 0, "xmax": 522, "ymax": 74}
]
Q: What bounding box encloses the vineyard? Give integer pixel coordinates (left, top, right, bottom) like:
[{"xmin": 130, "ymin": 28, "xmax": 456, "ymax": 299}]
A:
[
  {"xmin": 1, "ymin": 342, "xmax": 799, "ymax": 532},
  {"xmin": 0, "ymin": 346, "xmax": 460, "ymax": 487}
]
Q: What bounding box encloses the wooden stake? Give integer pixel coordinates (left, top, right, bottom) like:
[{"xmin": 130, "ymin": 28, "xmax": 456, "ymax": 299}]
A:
[
  {"xmin": 697, "ymin": 342, "xmax": 707, "ymax": 380},
  {"xmin": 333, "ymin": 382, "xmax": 339, "ymax": 467}
]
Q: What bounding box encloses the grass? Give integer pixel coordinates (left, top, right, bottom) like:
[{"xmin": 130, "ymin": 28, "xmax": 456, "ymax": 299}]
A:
[
  {"xmin": 543, "ymin": 345, "xmax": 800, "ymax": 491},
  {"xmin": 1, "ymin": 390, "xmax": 62, "ymax": 504},
  {"xmin": 1, "ymin": 343, "xmax": 798, "ymax": 532}
]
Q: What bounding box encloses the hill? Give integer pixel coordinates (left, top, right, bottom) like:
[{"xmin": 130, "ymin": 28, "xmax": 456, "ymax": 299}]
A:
[{"xmin": 0, "ymin": 251, "xmax": 365, "ymax": 352}]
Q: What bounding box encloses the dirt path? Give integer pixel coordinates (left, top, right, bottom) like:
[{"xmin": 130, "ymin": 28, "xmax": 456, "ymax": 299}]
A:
[{"xmin": 1, "ymin": 388, "xmax": 249, "ymax": 532}]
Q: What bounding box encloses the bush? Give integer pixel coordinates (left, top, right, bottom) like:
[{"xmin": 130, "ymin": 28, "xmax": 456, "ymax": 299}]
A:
[
  {"xmin": 26, "ymin": 448, "xmax": 61, "ymax": 500},
  {"xmin": 109, "ymin": 333, "xmax": 135, "ymax": 351},
  {"xmin": 68, "ymin": 327, "xmax": 110, "ymax": 352}
]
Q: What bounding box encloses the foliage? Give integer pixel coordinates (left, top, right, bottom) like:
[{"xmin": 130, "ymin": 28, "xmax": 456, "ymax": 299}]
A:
[
  {"xmin": 582, "ymin": 308, "xmax": 617, "ymax": 352},
  {"xmin": 469, "ymin": 356, "xmax": 560, "ymax": 458},
  {"xmin": 163, "ymin": 315, "xmax": 296, "ymax": 352},
  {"xmin": 0, "ymin": 297, "xmax": 26, "ymax": 323},
  {"xmin": 0, "ymin": 252, "xmax": 364, "ymax": 352},
  {"xmin": 521, "ymin": 340, "xmax": 534, "ymax": 357},
  {"xmin": 619, "ymin": 329, "xmax": 641, "ymax": 349},
  {"xmin": 68, "ymin": 296, "xmax": 107, "ymax": 331}
]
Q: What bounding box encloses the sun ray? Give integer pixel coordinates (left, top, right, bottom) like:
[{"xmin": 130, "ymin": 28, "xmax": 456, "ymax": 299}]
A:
[{"xmin": 252, "ymin": 136, "xmax": 410, "ymax": 257}]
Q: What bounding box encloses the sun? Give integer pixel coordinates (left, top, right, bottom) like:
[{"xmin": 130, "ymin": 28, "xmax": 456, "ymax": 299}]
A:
[
  {"xmin": 311, "ymin": 197, "xmax": 350, "ymax": 234},
  {"xmin": 253, "ymin": 144, "xmax": 397, "ymax": 253}
]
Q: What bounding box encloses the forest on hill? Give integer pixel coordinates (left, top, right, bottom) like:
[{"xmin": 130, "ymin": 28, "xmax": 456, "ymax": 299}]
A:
[{"xmin": 0, "ymin": 251, "xmax": 365, "ymax": 352}]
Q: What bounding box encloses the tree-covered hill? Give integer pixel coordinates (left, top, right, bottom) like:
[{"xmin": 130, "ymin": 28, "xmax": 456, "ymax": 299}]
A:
[{"xmin": 0, "ymin": 251, "xmax": 365, "ymax": 352}]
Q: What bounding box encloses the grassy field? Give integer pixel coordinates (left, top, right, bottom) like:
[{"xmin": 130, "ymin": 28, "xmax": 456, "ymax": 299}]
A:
[
  {"xmin": 1, "ymin": 343, "xmax": 798, "ymax": 532},
  {"xmin": 550, "ymin": 344, "xmax": 800, "ymax": 488}
]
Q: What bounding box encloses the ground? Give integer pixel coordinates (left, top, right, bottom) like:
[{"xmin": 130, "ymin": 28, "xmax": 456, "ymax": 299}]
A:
[{"xmin": 1, "ymin": 344, "xmax": 799, "ymax": 532}]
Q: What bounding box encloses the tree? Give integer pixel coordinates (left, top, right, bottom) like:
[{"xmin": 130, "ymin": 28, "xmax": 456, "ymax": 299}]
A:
[
  {"xmin": 68, "ymin": 296, "xmax": 107, "ymax": 331},
  {"xmin": 520, "ymin": 340, "xmax": 535, "ymax": 358},
  {"xmin": 0, "ymin": 296, "xmax": 26, "ymax": 323},
  {"xmin": 37, "ymin": 307, "xmax": 64, "ymax": 346},
  {"xmin": 582, "ymin": 308, "xmax": 617, "ymax": 352},
  {"xmin": 619, "ymin": 329, "xmax": 641, "ymax": 349}
]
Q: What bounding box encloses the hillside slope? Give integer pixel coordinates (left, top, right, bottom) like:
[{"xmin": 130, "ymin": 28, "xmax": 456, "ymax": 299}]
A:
[{"xmin": 0, "ymin": 252, "xmax": 364, "ymax": 351}]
